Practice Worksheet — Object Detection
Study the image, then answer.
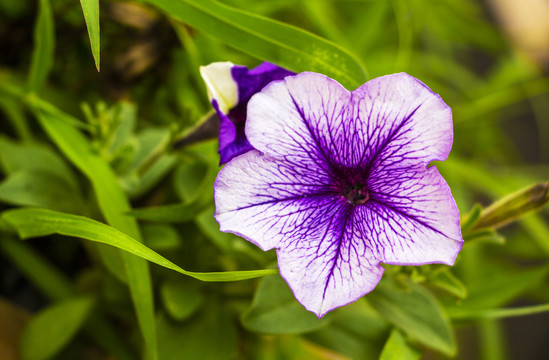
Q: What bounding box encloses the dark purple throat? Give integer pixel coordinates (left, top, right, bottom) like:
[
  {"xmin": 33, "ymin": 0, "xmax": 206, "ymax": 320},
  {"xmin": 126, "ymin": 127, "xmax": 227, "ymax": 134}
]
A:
[{"xmin": 343, "ymin": 183, "xmax": 370, "ymax": 205}]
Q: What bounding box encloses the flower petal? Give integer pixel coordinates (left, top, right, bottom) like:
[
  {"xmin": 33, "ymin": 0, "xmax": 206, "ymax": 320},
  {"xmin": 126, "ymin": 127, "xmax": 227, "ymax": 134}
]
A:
[
  {"xmin": 246, "ymin": 72, "xmax": 351, "ymax": 170},
  {"xmin": 231, "ymin": 62, "xmax": 295, "ymax": 104},
  {"xmin": 247, "ymin": 72, "xmax": 452, "ymax": 171},
  {"xmin": 218, "ymin": 132, "xmax": 253, "ymax": 165},
  {"xmin": 215, "ymin": 150, "xmax": 385, "ymax": 317},
  {"xmin": 200, "ymin": 62, "xmax": 238, "ymax": 114},
  {"xmin": 364, "ymin": 164, "xmax": 462, "ymax": 265},
  {"xmin": 214, "ymin": 149, "xmax": 333, "ymax": 251},
  {"xmin": 212, "ymin": 99, "xmax": 239, "ymax": 153},
  {"xmin": 349, "ymin": 73, "xmax": 453, "ymax": 170},
  {"xmin": 277, "ymin": 207, "xmax": 385, "ymax": 318}
]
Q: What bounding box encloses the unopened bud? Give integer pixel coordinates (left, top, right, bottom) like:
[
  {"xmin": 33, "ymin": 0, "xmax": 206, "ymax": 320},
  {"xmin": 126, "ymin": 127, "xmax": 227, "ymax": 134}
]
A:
[{"xmin": 472, "ymin": 182, "xmax": 549, "ymax": 230}]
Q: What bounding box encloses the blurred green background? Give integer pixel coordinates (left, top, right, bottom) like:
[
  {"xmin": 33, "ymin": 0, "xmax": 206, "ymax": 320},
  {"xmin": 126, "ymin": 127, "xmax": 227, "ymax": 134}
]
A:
[{"xmin": 1, "ymin": 0, "xmax": 549, "ymax": 359}]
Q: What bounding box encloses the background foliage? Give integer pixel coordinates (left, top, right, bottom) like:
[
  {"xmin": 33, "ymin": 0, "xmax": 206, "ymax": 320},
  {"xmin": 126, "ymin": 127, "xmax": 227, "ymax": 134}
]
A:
[{"xmin": 1, "ymin": 0, "xmax": 549, "ymax": 359}]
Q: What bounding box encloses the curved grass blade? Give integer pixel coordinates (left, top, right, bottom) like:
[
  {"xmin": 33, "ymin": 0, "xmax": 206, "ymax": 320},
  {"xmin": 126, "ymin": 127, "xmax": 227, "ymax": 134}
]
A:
[
  {"xmin": 79, "ymin": 0, "xmax": 100, "ymax": 71},
  {"xmin": 2, "ymin": 208, "xmax": 277, "ymax": 282},
  {"xmin": 143, "ymin": 0, "xmax": 367, "ymax": 89}
]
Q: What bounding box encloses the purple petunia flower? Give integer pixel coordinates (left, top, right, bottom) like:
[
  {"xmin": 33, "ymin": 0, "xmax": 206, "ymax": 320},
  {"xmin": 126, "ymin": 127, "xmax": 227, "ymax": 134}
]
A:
[
  {"xmin": 200, "ymin": 61, "xmax": 294, "ymax": 164},
  {"xmin": 214, "ymin": 72, "xmax": 463, "ymax": 317}
]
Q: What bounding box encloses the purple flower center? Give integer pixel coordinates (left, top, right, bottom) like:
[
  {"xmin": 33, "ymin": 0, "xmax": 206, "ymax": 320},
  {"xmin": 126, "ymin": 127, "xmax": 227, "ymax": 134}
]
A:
[
  {"xmin": 342, "ymin": 183, "xmax": 370, "ymax": 205},
  {"xmin": 332, "ymin": 167, "xmax": 370, "ymax": 206}
]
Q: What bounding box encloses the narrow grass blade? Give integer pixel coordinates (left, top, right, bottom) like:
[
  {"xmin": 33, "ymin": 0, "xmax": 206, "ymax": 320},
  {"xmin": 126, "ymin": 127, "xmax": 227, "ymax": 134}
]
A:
[
  {"xmin": 143, "ymin": 0, "xmax": 367, "ymax": 89},
  {"xmin": 79, "ymin": 0, "xmax": 100, "ymax": 70},
  {"xmin": 28, "ymin": 0, "xmax": 55, "ymax": 92},
  {"xmin": 3, "ymin": 208, "xmax": 277, "ymax": 282}
]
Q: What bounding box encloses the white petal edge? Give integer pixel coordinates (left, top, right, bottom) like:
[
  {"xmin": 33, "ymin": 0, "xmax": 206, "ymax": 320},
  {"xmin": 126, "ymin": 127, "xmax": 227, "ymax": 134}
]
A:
[{"xmin": 200, "ymin": 61, "xmax": 238, "ymax": 114}]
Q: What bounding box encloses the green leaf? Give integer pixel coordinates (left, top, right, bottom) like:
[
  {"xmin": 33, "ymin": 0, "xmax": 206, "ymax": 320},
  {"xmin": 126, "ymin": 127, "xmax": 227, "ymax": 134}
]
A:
[
  {"xmin": 160, "ymin": 279, "xmax": 204, "ymax": 321},
  {"xmin": 0, "ymin": 170, "xmax": 85, "ymax": 213},
  {"xmin": 2, "ymin": 208, "xmax": 277, "ymax": 282},
  {"xmin": 142, "ymin": 223, "xmax": 182, "ymax": 251},
  {"xmin": 28, "ymin": 0, "xmax": 55, "ymax": 92},
  {"xmin": 129, "ymin": 160, "xmax": 216, "ymax": 222},
  {"xmin": 130, "ymin": 128, "xmax": 171, "ymax": 171},
  {"xmin": 127, "ymin": 153, "xmax": 178, "ymax": 198},
  {"xmin": 120, "ymin": 127, "xmax": 178, "ymax": 198},
  {"xmin": 173, "ymin": 159, "xmax": 209, "ymax": 202},
  {"xmin": 128, "ymin": 201, "xmax": 210, "ymax": 223},
  {"xmin": 0, "ymin": 236, "xmax": 135, "ymax": 360},
  {"xmin": 241, "ymin": 274, "xmax": 329, "ymax": 334},
  {"xmin": 392, "ymin": 0, "xmax": 414, "ymax": 72},
  {"xmin": 0, "ymin": 96, "xmax": 33, "ymax": 142},
  {"xmin": 21, "ymin": 296, "xmax": 95, "ymax": 360},
  {"xmin": 0, "ymin": 0, "xmax": 30, "ymax": 17},
  {"xmin": 368, "ymin": 278, "xmax": 456, "ymax": 356},
  {"xmin": 33, "ymin": 106, "xmax": 157, "ymax": 360},
  {"xmin": 0, "ymin": 138, "xmax": 78, "ymax": 189},
  {"xmin": 448, "ymin": 264, "xmax": 549, "ymax": 312},
  {"xmin": 107, "ymin": 102, "xmax": 137, "ymax": 155},
  {"xmin": 0, "ymin": 235, "xmax": 74, "ymax": 301},
  {"xmin": 350, "ymin": 0, "xmax": 392, "ymax": 55},
  {"xmin": 305, "ymin": 299, "xmax": 389, "ymax": 359},
  {"xmin": 460, "ymin": 203, "xmax": 483, "ymax": 234},
  {"xmin": 327, "ymin": 298, "xmax": 389, "ymax": 340},
  {"xmin": 195, "ymin": 206, "xmax": 238, "ymax": 253},
  {"xmin": 427, "ymin": 268, "xmax": 467, "ymax": 299},
  {"xmin": 379, "ymin": 329, "xmax": 422, "ymax": 360},
  {"xmin": 157, "ymin": 307, "xmax": 237, "ymax": 360},
  {"xmin": 301, "ymin": 0, "xmax": 347, "ymax": 47},
  {"xmin": 79, "ymin": 0, "xmax": 100, "ymax": 71},
  {"xmin": 195, "ymin": 206, "xmax": 265, "ymax": 265},
  {"xmin": 463, "ymin": 228, "xmax": 505, "ymax": 245},
  {"xmin": 454, "ymin": 76, "xmax": 549, "ymax": 123},
  {"xmin": 26, "ymin": 94, "xmax": 91, "ymax": 131},
  {"xmin": 143, "ymin": 0, "xmax": 367, "ymax": 89}
]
